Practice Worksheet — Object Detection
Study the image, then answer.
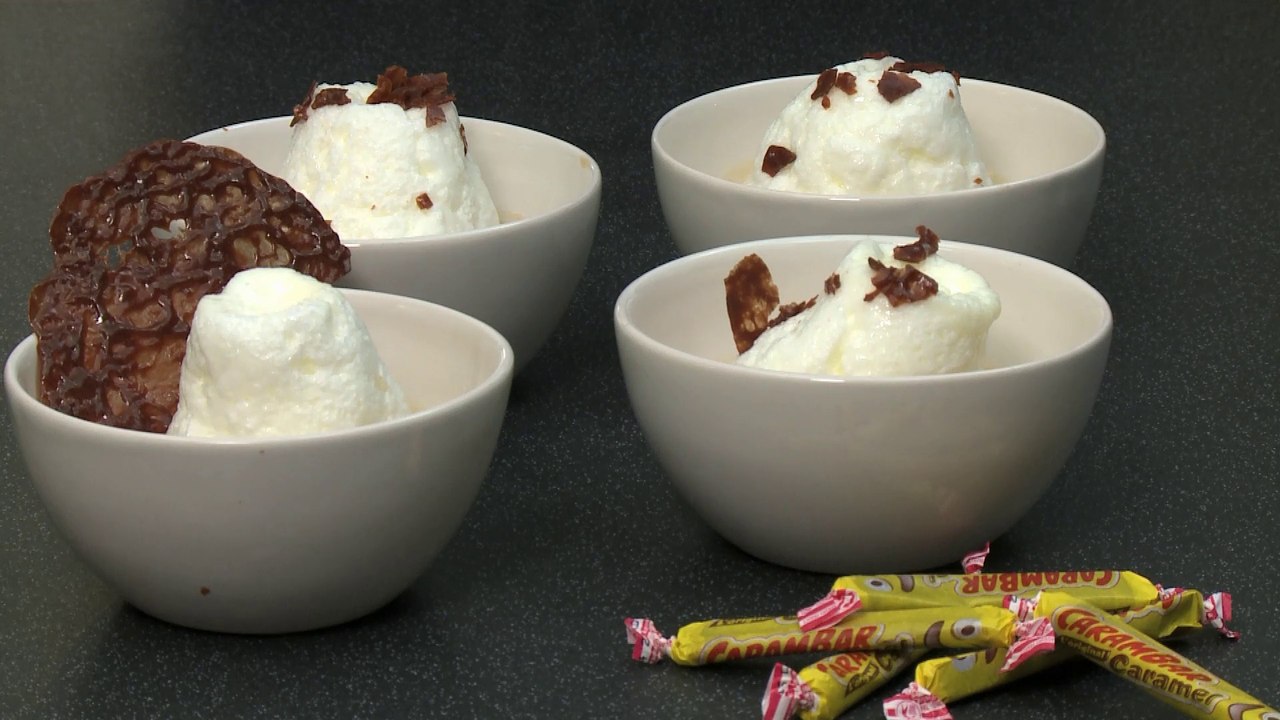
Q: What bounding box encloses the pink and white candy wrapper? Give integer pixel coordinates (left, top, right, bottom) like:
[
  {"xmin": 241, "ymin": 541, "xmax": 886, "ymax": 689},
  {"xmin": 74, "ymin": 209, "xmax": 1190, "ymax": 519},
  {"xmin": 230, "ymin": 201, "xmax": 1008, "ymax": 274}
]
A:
[
  {"xmin": 761, "ymin": 663, "xmax": 816, "ymax": 720},
  {"xmin": 797, "ymin": 588, "xmax": 863, "ymax": 632},
  {"xmin": 962, "ymin": 542, "xmax": 991, "ymax": 574},
  {"xmin": 624, "ymin": 617, "xmax": 671, "ymax": 664},
  {"xmin": 883, "ymin": 681, "xmax": 953, "ymax": 720}
]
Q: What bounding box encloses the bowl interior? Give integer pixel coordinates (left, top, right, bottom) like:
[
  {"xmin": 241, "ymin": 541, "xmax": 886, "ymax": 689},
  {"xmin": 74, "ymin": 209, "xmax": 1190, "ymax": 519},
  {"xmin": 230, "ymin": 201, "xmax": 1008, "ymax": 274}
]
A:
[
  {"xmin": 7, "ymin": 289, "xmax": 513, "ymax": 433},
  {"xmin": 341, "ymin": 289, "xmax": 512, "ymax": 413},
  {"xmin": 655, "ymin": 76, "xmax": 1104, "ymax": 193},
  {"xmin": 188, "ymin": 116, "xmax": 600, "ymax": 238},
  {"xmin": 619, "ymin": 236, "xmax": 1110, "ymax": 372}
]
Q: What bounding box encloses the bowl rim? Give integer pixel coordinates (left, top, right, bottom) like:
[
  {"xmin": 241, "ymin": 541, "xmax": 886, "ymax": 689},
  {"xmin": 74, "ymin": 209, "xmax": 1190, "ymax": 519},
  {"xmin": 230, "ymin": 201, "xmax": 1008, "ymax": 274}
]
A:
[
  {"xmin": 5, "ymin": 288, "xmax": 514, "ymax": 447},
  {"xmin": 615, "ymin": 234, "xmax": 1113, "ymax": 386},
  {"xmin": 186, "ymin": 115, "xmax": 603, "ymax": 248},
  {"xmin": 651, "ymin": 75, "xmax": 1107, "ymax": 202}
]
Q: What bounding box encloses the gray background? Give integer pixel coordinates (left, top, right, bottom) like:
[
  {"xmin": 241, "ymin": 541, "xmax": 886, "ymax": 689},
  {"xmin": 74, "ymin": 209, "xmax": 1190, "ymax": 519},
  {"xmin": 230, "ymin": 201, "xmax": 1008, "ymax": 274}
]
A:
[{"xmin": 1, "ymin": 1, "xmax": 1277, "ymax": 717}]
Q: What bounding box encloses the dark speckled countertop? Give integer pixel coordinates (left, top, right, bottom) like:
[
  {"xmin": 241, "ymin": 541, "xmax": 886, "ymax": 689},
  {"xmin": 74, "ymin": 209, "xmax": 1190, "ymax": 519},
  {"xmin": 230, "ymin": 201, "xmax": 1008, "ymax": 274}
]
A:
[{"xmin": 2, "ymin": 1, "xmax": 1278, "ymax": 718}]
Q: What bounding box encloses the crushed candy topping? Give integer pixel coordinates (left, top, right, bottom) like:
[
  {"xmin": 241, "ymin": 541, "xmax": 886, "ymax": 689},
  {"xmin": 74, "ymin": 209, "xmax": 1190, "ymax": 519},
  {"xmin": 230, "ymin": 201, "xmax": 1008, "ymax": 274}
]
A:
[
  {"xmin": 415, "ymin": 192, "xmax": 433, "ymax": 210},
  {"xmin": 768, "ymin": 297, "xmax": 817, "ymax": 330},
  {"xmin": 824, "ymin": 273, "xmax": 841, "ymax": 295},
  {"xmin": 290, "ymin": 65, "xmax": 455, "ymax": 128},
  {"xmin": 892, "ymin": 225, "xmax": 941, "ymax": 263},
  {"xmin": 889, "ymin": 60, "xmax": 961, "ymax": 85},
  {"xmin": 835, "ymin": 72, "xmax": 857, "ymax": 95},
  {"xmin": 812, "ymin": 68, "xmax": 838, "ymax": 100},
  {"xmin": 877, "ymin": 71, "xmax": 922, "ymax": 103},
  {"xmin": 864, "ymin": 258, "xmax": 938, "ymax": 307},
  {"xmin": 291, "ymin": 81, "xmax": 319, "ymax": 127},
  {"xmin": 367, "ymin": 65, "xmax": 455, "ymax": 127},
  {"xmin": 312, "ymin": 87, "xmax": 351, "ymax": 110},
  {"xmin": 761, "ymin": 145, "xmax": 797, "ymax": 177}
]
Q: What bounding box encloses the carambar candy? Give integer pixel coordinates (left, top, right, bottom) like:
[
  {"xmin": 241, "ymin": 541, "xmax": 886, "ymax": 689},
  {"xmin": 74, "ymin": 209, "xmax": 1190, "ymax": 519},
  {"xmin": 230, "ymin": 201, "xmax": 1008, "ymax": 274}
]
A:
[
  {"xmin": 1005, "ymin": 591, "xmax": 1276, "ymax": 719},
  {"xmin": 624, "ymin": 605, "xmax": 1018, "ymax": 667},
  {"xmin": 799, "ymin": 570, "xmax": 1160, "ymax": 630},
  {"xmin": 881, "ymin": 588, "xmax": 1232, "ymax": 720},
  {"xmin": 763, "ymin": 649, "xmax": 927, "ymax": 720}
]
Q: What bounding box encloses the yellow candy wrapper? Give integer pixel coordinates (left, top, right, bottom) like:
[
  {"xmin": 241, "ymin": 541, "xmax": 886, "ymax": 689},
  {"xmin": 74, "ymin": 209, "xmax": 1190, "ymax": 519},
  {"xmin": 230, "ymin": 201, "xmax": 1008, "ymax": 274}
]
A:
[
  {"xmin": 799, "ymin": 570, "xmax": 1160, "ymax": 631},
  {"xmin": 625, "ymin": 605, "xmax": 1016, "ymax": 667}
]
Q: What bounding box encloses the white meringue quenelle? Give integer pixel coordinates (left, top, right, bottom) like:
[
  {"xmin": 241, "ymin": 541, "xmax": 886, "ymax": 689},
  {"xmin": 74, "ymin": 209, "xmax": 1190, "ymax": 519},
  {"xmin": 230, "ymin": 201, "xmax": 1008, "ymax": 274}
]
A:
[
  {"xmin": 282, "ymin": 72, "xmax": 499, "ymax": 239},
  {"xmin": 747, "ymin": 55, "xmax": 991, "ymax": 196},
  {"xmin": 737, "ymin": 238, "xmax": 1000, "ymax": 376},
  {"xmin": 168, "ymin": 268, "xmax": 409, "ymax": 438}
]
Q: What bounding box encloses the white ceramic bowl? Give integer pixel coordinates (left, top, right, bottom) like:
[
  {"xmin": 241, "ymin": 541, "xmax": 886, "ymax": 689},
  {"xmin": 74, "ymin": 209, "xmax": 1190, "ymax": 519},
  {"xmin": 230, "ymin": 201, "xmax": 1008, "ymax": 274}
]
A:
[
  {"xmin": 615, "ymin": 235, "xmax": 1111, "ymax": 574},
  {"xmin": 188, "ymin": 117, "xmax": 601, "ymax": 371},
  {"xmin": 5, "ymin": 290, "xmax": 513, "ymax": 634},
  {"xmin": 652, "ymin": 76, "xmax": 1105, "ymax": 267}
]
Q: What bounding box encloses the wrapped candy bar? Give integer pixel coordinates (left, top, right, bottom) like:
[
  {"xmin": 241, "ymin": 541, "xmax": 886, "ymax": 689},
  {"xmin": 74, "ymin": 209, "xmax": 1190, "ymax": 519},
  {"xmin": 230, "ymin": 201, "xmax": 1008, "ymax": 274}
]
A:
[
  {"xmin": 624, "ymin": 605, "xmax": 1020, "ymax": 667},
  {"xmin": 1002, "ymin": 591, "xmax": 1275, "ymax": 719},
  {"xmin": 763, "ymin": 649, "xmax": 927, "ymax": 720},
  {"xmin": 799, "ymin": 570, "xmax": 1160, "ymax": 631},
  {"xmin": 881, "ymin": 588, "xmax": 1231, "ymax": 720}
]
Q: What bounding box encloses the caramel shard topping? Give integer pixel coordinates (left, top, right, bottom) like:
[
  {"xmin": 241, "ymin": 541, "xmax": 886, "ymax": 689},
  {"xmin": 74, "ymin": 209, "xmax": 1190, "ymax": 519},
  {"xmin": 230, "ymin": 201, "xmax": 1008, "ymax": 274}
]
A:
[
  {"xmin": 811, "ymin": 68, "xmax": 838, "ymax": 100},
  {"xmin": 768, "ymin": 297, "xmax": 816, "ymax": 330},
  {"xmin": 892, "ymin": 225, "xmax": 941, "ymax": 263},
  {"xmin": 367, "ymin": 65, "xmax": 455, "ymax": 127},
  {"xmin": 312, "ymin": 87, "xmax": 351, "ymax": 110},
  {"xmin": 824, "ymin": 273, "xmax": 841, "ymax": 295},
  {"xmin": 725, "ymin": 254, "xmax": 780, "ymax": 353},
  {"xmin": 835, "ymin": 72, "xmax": 857, "ymax": 95},
  {"xmin": 761, "ymin": 145, "xmax": 797, "ymax": 177},
  {"xmin": 877, "ymin": 71, "xmax": 922, "ymax": 102},
  {"xmin": 416, "ymin": 192, "xmax": 433, "ymax": 210},
  {"xmin": 889, "ymin": 60, "xmax": 961, "ymax": 85},
  {"xmin": 292, "ymin": 85, "xmax": 353, "ymax": 127},
  {"xmin": 864, "ymin": 258, "xmax": 938, "ymax": 307},
  {"xmin": 291, "ymin": 81, "xmax": 319, "ymax": 127},
  {"xmin": 862, "ymin": 50, "xmax": 891, "ymax": 60},
  {"xmin": 29, "ymin": 139, "xmax": 350, "ymax": 433},
  {"xmin": 460, "ymin": 123, "xmax": 468, "ymax": 154},
  {"xmin": 813, "ymin": 69, "xmax": 856, "ymax": 107}
]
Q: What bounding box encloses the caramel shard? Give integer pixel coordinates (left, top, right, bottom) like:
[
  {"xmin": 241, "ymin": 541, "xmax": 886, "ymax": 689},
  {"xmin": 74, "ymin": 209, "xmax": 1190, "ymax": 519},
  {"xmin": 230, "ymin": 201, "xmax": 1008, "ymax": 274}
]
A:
[
  {"xmin": 889, "ymin": 60, "xmax": 961, "ymax": 85},
  {"xmin": 367, "ymin": 65, "xmax": 455, "ymax": 127},
  {"xmin": 811, "ymin": 68, "xmax": 838, "ymax": 100},
  {"xmin": 29, "ymin": 139, "xmax": 350, "ymax": 433},
  {"xmin": 824, "ymin": 273, "xmax": 841, "ymax": 295},
  {"xmin": 892, "ymin": 225, "xmax": 941, "ymax": 263},
  {"xmin": 768, "ymin": 297, "xmax": 816, "ymax": 330},
  {"xmin": 877, "ymin": 71, "xmax": 922, "ymax": 103},
  {"xmin": 291, "ymin": 81, "xmax": 319, "ymax": 127},
  {"xmin": 761, "ymin": 145, "xmax": 797, "ymax": 177},
  {"xmin": 312, "ymin": 87, "xmax": 351, "ymax": 110},
  {"xmin": 864, "ymin": 258, "xmax": 939, "ymax": 307},
  {"xmin": 835, "ymin": 72, "xmax": 857, "ymax": 95},
  {"xmin": 725, "ymin": 254, "xmax": 780, "ymax": 353},
  {"xmin": 292, "ymin": 86, "xmax": 353, "ymax": 127}
]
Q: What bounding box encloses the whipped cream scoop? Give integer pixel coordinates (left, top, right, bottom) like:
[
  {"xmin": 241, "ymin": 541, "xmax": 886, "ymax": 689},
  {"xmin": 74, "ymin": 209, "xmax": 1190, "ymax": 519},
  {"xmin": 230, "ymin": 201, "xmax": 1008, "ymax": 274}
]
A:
[
  {"xmin": 168, "ymin": 268, "xmax": 409, "ymax": 438},
  {"xmin": 282, "ymin": 71, "xmax": 499, "ymax": 239},
  {"xmin": 736, "ymin": 238, "xmax": 1000, "ymax": 376},
  {"xmin": 748, "ymin": 56, "xmax": 991, "ymax": 196}
]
